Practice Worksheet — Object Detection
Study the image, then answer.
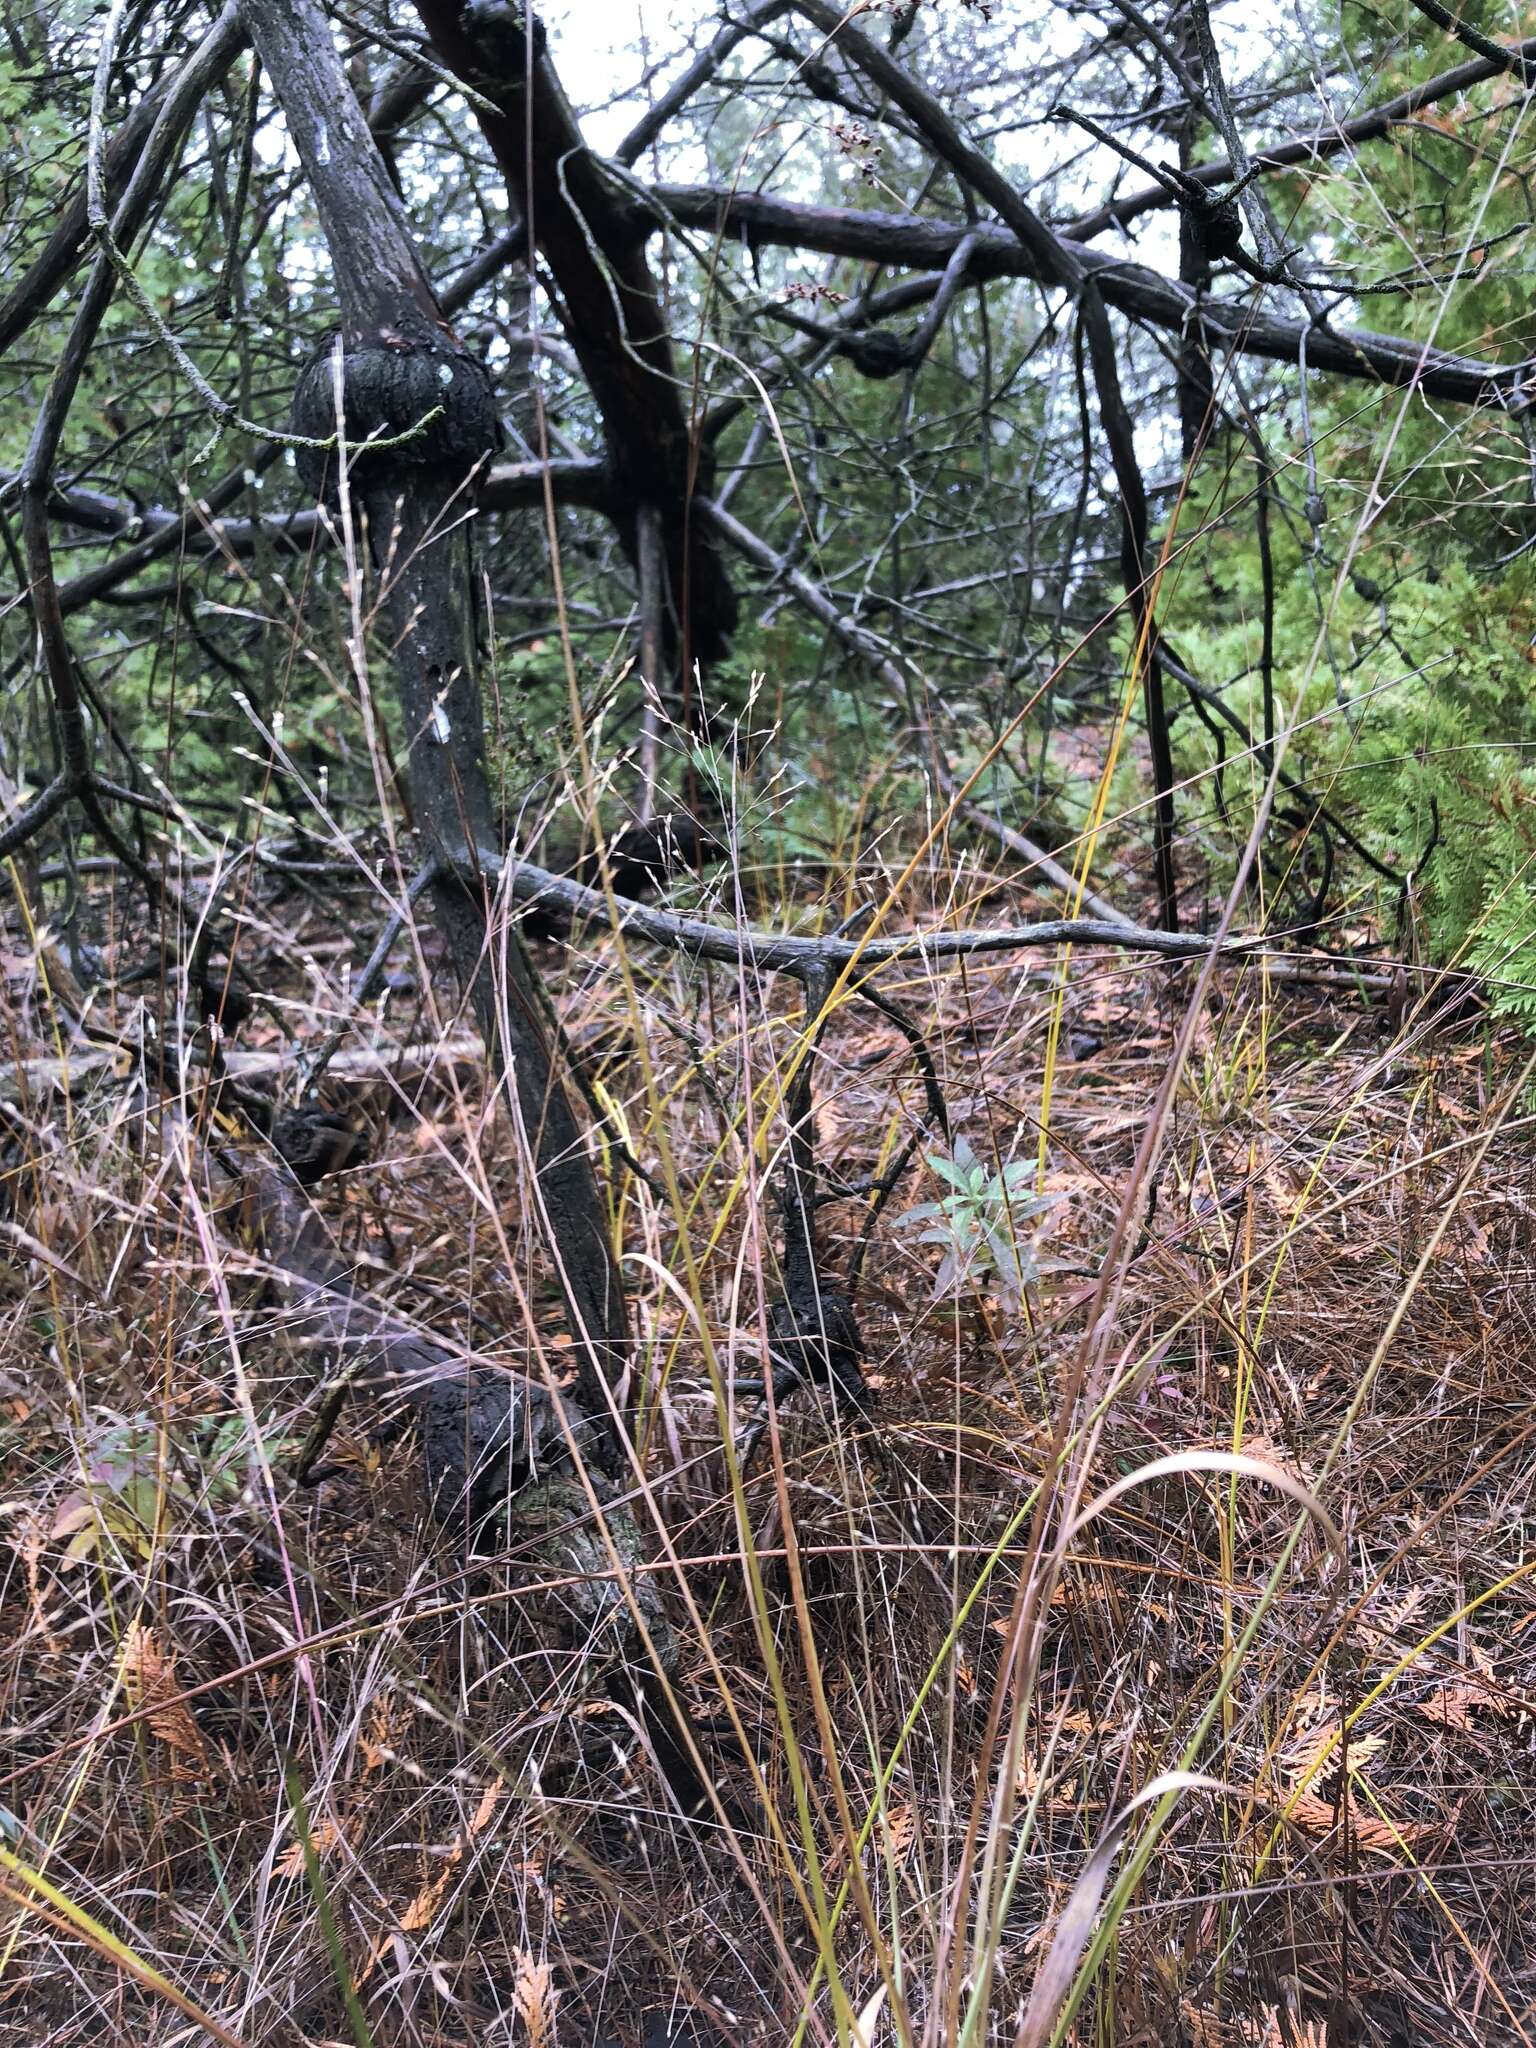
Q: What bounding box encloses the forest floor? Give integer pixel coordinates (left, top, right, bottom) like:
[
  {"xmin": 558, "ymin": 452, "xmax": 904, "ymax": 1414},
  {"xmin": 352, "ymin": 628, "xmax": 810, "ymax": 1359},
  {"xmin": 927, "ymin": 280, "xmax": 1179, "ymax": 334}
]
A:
[{"xmin": 3, "ymin": 845, "xmax": 1535, "ymax": 2048}]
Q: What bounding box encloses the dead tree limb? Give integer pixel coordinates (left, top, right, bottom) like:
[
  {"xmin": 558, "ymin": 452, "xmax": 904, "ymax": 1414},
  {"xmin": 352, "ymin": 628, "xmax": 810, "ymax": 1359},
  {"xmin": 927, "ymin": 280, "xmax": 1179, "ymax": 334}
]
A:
[
  {"xmin": 0, "ymin": 7, "xmax": 246, "ymax": 355},
  {"xmin": 614, "ymin": 0, "xmax": 793, "ymax": 167},
  {"xmin": 1079, "ymin": 281, "xmax": 1179, "ymax": 928},
  {"xmin": 654, "ymin": 187, "xmax": 1530, "ymax": 409},
  {"xmin": 474, "ymin": 846, "xmax": 1394, "ymax": 989},
  {"xmin": 13, "ymin": 1, "xmax": 246, "ymax": 889},
  {"xmin": 1064, "ymin": 32, "xmax": 1536, "ymax": 241},
  {"xmin": 1403, "ymin": 0, "xmax": 1536, "ymax": 83}
]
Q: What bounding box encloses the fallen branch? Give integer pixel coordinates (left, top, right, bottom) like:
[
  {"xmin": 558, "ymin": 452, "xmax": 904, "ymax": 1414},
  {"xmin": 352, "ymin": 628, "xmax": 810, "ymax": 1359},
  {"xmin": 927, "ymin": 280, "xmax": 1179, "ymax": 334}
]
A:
[
  {"xmin": 0, "ymin": 1034, "xmax": 484, "ymax": 1104},
  {"xmin": 472, "ymin": 845, "xmax": 1396, "ymax": 991}
]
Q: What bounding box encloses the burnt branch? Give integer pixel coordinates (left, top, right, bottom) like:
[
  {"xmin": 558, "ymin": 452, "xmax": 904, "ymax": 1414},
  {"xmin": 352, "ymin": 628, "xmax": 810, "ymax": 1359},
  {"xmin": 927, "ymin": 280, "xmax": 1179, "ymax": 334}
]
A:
[
  {"xmin": 411, "ymin": 0, "xmax": 738, "ymax": 668},
  {"xmin": 655, "ymin": 186, "xmax": 1529, "ymax": 408}
]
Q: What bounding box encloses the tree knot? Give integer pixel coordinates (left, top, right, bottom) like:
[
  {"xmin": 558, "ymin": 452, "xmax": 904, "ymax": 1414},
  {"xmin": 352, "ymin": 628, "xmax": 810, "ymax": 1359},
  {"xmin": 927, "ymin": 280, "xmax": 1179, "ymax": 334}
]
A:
[
  {"xmin": 457, "ymin": 0, "xmax": 544, "ymax": 88},
  {"xmin": 290, "ymin": 327, "xmax": 501, "ymax": 495}
]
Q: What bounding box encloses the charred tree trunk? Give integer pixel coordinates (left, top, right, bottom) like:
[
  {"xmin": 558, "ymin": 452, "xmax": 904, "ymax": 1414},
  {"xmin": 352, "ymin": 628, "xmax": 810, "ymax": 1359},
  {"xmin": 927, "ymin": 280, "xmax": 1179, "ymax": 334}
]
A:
[
  {"xmin": 241, "ymin": 0, "xmax": 627, "ymax": 1477},
  {"xmin": 1080, "ymin": 283, "xmax": 1180, "ymax": 933}
]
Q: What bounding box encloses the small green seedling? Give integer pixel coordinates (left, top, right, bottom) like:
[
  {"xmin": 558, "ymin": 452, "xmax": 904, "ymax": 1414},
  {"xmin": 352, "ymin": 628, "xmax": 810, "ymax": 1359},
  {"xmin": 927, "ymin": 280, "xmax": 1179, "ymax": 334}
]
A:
[{"xmin": 899, "ymin": 1135, "xmax": 1061, "ymax": 1309}]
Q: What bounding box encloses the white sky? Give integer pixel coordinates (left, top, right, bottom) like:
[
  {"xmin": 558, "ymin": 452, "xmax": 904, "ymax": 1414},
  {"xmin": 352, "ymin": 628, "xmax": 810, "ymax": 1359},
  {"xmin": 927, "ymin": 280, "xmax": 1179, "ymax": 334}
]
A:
[
  {"xmin": 544, "ymin": 1, "xmax": 711, "ymax": 156},
  {"xmin": 538, "ymin": 0, "xmax": 1182, "ymax": 275}
]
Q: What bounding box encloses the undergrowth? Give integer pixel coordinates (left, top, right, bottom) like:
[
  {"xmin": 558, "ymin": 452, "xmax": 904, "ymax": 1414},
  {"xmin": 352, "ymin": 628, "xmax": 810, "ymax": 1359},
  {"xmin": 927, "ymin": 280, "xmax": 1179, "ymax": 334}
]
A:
[{"xmin": 4, "ymin": 799, "xmax": 1535, "ymax": 2047}]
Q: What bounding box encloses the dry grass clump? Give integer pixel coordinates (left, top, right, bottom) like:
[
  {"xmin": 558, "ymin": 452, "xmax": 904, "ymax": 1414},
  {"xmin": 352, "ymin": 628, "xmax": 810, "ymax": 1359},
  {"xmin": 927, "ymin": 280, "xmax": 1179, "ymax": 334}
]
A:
[{"xmin": 3, "ymin": 858, "xmax": 1535, "ymax": 2047}]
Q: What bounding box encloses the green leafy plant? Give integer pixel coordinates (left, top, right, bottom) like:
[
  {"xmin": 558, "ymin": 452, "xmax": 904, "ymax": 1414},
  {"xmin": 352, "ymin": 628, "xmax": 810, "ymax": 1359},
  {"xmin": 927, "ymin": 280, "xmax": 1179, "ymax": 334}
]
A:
[
  {"xmin": 51, "ymin": 1419, "xmax": 163, "ymax": 1566},
  {"xmin": 899, "ymin": 1136, "xmax": 1061, "ymax": 1309},
  {"xmin": 50, "ymin": 1410, "xmax": 294, "ymax": 1564}
]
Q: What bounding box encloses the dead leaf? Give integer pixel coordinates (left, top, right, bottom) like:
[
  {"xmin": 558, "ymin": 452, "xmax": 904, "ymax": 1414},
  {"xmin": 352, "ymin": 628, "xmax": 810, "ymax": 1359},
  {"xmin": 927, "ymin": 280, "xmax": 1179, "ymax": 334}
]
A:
[
  {"xmin": 1419, "ymin": 1670, "xmax": 1525, "ymax": 1732},
  {"xmin": 512, "ymin": 1948, "xmax": 557, "ymax": 2047},
  {"xmin": 277, "ymin": 1814, "xmax": 344, "ymax": 1880},
  {"xmin": 397, "ymin": 1780, "xmax": 504, "ymax": 1937},
  {"xmin": 121, "ymin": 1622, "xmax": 209, "ymax": 1782},
  {"xmin": 883, "ymin": 1804, "xmax": 916, "ymax": 1860},
  {"xmin": 1252, "ymin": 1776, "xmax": 1428, "ymax": 1852}
]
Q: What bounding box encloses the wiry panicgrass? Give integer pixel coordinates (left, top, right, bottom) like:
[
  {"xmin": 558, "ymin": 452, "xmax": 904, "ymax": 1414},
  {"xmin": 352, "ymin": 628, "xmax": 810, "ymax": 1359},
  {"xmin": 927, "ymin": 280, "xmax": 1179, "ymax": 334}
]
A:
[{"xmin": 5, "ymin": 721, "xmax": 1536, "ymax": 2048}]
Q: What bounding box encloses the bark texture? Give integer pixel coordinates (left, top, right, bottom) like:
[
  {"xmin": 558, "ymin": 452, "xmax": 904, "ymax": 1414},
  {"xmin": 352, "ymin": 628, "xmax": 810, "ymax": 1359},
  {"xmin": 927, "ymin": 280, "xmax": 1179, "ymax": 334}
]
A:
[{"xmin": 242, "ymin": 0, "xmax": 628, "ymax": 1493}]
